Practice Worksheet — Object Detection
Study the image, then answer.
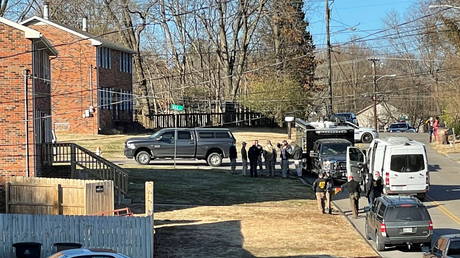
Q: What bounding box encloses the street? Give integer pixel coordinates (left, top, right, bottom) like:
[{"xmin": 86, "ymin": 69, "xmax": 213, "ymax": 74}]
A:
[{"xmin": 331, "ymin": 133, "xmax": 460, "ymax": 258}]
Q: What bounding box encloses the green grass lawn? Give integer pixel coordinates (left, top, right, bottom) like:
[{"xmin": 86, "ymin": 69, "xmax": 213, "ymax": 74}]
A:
[{"xmin": 125, "ymin": 165, "xmax": 313, "ymax": 208}]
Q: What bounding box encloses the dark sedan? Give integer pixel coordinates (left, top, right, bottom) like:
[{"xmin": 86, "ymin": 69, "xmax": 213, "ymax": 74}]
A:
[{"xmin": 387, "ymin": 122, "xmax": 416, "ymax": 133}]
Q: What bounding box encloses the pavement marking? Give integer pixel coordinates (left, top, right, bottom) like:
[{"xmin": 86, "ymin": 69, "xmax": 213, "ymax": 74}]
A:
[{"xmin": 426, "ymin": 195, "xmax": 460, "ymax": 225}]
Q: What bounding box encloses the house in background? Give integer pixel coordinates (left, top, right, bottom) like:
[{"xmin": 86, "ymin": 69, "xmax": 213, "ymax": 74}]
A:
[
  {"xmin": 21, "ymin": 4, "xmax": 135, "ymax": 135},
  {"xmin": 356, "ymin": 102, "xmax": 403, "ymax": 131},
  {"xmin": 0, "ymin": 17, "xmax": 57, "ymax": 178}
]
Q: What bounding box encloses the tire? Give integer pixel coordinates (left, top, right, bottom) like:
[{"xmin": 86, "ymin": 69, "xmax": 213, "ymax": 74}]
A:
[
  {"xmin": 361, "ymin": 133, "xmax": 374, "ymax": 143},
  {"xmin": 206, "ymin": 152, "xmax": 222, "ymax": 167},
  {"xmin": 135, "ymin": 151, "xmax": 151, "ymax": 165},
  {"xmin": 376, "ymin": 232, "xmax": 385, "ymax": 251}
]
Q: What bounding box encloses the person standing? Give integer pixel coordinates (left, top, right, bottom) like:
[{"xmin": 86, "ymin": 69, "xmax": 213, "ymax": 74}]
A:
[
  {"xmin": 291, "ymin": 142, "xmax": 303, "ymax": 177},
  {"xmin": 257, "ymin": 141, "xmax": 264, "ymax": 171},
  {"xmin": 433, "ymin": 117, "xmax": 440, "ymax": 143},
  {"xmin": 241, "ymin": 142, "xmax": 248, "ymax": 176},
  {"xmin": 263, "ymin": 140, "xmax": 275, "ymax": 176},
  {"xmin": 426, "ymin": 117, "xmax": 434, "ymax": 143},
  {"xmin": 229, "ymin": 144, "xmax": 237, "ymax": 174},
  {"xmin": 341, "ymin": 177, "xmax": 361, "ymax": 219},
  {"xmin": 325, "ymin": 172, "xmax": 334, "ymax": 214},
  {"xmin": 248, "ymin": 140, "xmax": 261, "ymax": 177},
  {"xmin": 280, "ymin": 140, "xmax": 291, "ymax": 178},
  {"xmin": 313, "ymin": 173, "xmax": 328, "ymax": 214}
]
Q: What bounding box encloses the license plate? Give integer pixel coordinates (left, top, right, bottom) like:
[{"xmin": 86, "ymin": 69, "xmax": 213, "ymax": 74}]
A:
[{"xmin": 403, "ymin": 227, "xmax": 413, "ymax": 233}]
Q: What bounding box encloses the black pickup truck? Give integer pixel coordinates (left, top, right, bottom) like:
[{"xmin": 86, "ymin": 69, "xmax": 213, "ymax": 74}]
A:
[{"xmin": 124, "ymin": 128, "xmax": 236, "ymax": 167}]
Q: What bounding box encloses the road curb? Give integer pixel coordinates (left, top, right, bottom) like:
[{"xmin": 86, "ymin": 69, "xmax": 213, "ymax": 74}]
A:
[{"xmin": 298, "ymin": 177, "xmax": 381, "ymax": 258}]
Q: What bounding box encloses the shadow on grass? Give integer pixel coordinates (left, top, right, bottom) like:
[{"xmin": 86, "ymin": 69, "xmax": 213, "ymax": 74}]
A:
[
  {"xmin": 155, "ymin": 219, "xmax": 341, "ymax": 258},
  {"xmin": 126, "ymin": 168, "xmax": 314, "ymax": 212}
]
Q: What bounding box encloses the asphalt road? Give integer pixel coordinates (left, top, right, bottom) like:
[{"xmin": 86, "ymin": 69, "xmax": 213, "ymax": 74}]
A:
[{"xmin": 331, "ymin": 133, "xmax": 460, "ymax": 258}]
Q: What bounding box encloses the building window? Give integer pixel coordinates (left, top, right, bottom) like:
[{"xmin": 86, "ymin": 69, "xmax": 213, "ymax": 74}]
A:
[
  {"xmin": 97, "ymin": 47, "xmax": 111, "ymax": 69},
  {"xmin": 99, "ymin": 88, "xmax": 133, "ymax": 111},
  {"xmin": 120, "ymin": 52, "xmax": 132, "ymax": 73}
]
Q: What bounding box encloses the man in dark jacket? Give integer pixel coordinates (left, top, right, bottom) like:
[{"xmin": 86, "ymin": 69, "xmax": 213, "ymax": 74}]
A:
[
  {"xmin": 312, "ymin": 173, "xmax": 329, "ymax": 214},
  {"xmin": 341, "ymin": 177, "xmax": 361, "ymax": 219},
  {"xmin": 366, "ymin": 175, "xmax": 383, "ymax": 208},
  {"xmin": 241, "ymin": 142, "xmax": 248, "ymax": 176},
  {"xmin": 291, "ymin": 142, "xmax": 303, "ymax": 177},
  {"xmin": 229, "ymin": 144, "xmax": 237, "ymax": 174},
  {"xmin": 248, "ymin": 140, "xmax": 261, "ymax": 177}
]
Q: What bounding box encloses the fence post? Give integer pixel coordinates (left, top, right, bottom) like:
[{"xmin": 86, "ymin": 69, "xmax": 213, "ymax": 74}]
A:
[
  {"xmin": 5, "ymin": 182, "xmax": 9, "ymax": 213},
  {"xmin": 56, "ymin": 184, "xmax": 62, "ymax": 215},
  {"xmin": 145, "ymin": 181, "xmax": 154, "ymax": 219},
  {"xmin": 70, "ymin": 144, "xmax": 76, "ymax": 178}
]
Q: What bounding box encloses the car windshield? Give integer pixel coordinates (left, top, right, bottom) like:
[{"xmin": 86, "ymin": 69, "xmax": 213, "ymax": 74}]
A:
[
  {"xmin": 390, "ymin": 123, "xmax": 407, "ymax": 128},
  {"xmin": 390, "ymin": 154, "xmax": 425, "ymax": 172},
  {"xmin": 447, "ymin": 240, "xmax": 460, "ymax": 256},
  {"xmin": 385, "ymin": 206, "xmax": 429, "ymax": 222},
  {"xmin": 320, "ymin": 143, "xmax": 350, "ymax": 156}
]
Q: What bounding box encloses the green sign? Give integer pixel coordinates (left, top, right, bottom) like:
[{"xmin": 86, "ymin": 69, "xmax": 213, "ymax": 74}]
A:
[{"xmin": 170, "ymin": 104, "xmax": 184, "ymax": 111}]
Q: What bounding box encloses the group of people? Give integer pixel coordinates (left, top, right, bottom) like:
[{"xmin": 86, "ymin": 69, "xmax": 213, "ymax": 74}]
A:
[
  {"xmin": 425, "ymin": 117, "xmax": 440, "ymax": 143},
  {"xmin": 228, "ymin": 140, "xmax": 303, "ymax": 178},
  {"xmin": 312, "ymin": 173, "xmax": 383, "ymax": 218}
]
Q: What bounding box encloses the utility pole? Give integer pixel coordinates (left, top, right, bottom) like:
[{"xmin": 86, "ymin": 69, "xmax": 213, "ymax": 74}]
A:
[
  {"xmin": 369, "ymin": 58, "xmax": 379, "ymax": 131},
  {"xmin": 326, "ymin": 0, "xmax": 333, "ymax": 116}
]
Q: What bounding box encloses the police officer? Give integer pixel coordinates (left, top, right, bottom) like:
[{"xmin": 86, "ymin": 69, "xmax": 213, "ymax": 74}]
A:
[{"xmin": 312, "ymin": 173, "xmax": 328, "ymax": 214}]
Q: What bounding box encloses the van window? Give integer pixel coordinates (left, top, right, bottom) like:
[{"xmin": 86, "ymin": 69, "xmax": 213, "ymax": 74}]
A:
[
  {"xmin": 385, "ymin": 206, "xmax": 429, "ymax": 222},
  {"xmin": 377, "ymin": 203, "xmax": 386, "ymax": 218},
  {"xmin": 178, "ymin": 131, "xmax": 192, "ymax": 140},
  {"xmin": 390, "ymin": 154, "xmax": 425, "ymax": 172},
  {"xmin": 198, "ymin": 132, "xmax": 214, "ymax": 138},
  {"xmin": 215, "ymin": 132, "xmax": 231, "ymax": 138}
]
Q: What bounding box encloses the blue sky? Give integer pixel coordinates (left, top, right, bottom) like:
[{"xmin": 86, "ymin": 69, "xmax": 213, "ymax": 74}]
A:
[{"xmin": 307, "ymin": 0, "xmax": 419, "ymax": 48}]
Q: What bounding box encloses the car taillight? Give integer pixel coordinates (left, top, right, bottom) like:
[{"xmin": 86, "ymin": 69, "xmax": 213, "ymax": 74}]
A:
[
  {"xmin": 385, "ymin": 172, "xmax": 390, "ymax": 185},
  {"xmin": 428, "ymin": 221, "xmax": 433, "ymax": 231},
  {"xmin": 380, "ymin": 223, "xmax": 387, "ymax": 237}
]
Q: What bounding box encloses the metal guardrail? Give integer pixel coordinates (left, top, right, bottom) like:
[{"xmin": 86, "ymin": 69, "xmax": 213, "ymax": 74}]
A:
[{"xmin": 42, "ymin": 143, "xmax": 128, "ymax": 197}]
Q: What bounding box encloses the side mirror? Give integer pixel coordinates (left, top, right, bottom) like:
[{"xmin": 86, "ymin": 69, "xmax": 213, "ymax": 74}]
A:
[{"xmin": 309, "ymin": 151, "xmax": 318, "ymax": 158}]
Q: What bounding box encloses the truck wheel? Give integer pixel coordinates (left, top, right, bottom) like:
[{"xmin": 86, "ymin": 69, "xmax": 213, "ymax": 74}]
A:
[
  {"xmin": 207, "ymin": 153, "xmax": 222, "ymax": 167},
  {"xmin": 135, "ymin": 151, "xmax": 151, "ymax": 165},
  {"xmin": 376, "ymin": 233, "xmax": 385, "ymax": 251},
  {"xmin": 361, "ymin": 133, "xmax": 373, "ymax": 143}
]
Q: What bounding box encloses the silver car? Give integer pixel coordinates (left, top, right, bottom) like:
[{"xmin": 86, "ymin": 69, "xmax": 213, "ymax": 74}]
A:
[{"xmin": 49, "ymin": 248, "xmax": 130, "ymax": 258}]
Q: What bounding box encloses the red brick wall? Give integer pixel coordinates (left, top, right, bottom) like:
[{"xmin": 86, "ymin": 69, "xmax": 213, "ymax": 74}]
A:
[
  {"xmin": 29, "ymin": 24, "xmax": 99, "ymax": 135},
  {"xmin": 29, "ymin": 24, "xmax": 133, "ymax": 135},
  {"xmin": 0, "ymin": 23, "xmax": 38, "ymax": 178}
]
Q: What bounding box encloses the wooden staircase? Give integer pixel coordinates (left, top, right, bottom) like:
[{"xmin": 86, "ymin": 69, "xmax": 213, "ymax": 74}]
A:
[{"xmin": 42, "ymin": 143, "xmax": 128, "ymax": 200}]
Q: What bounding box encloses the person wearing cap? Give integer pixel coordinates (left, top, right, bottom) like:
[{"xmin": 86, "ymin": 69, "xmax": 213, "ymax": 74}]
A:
[
  {"xmin": 341, "ymin": 177, "xmax": 361, "ymax": 219},
  {"xmin": 241, "ymin": 142, "xmax": 248, "ymax": 176},
  {"xmin": 312, "ymin": 173, "xmax": 329, "ymax": 214}
]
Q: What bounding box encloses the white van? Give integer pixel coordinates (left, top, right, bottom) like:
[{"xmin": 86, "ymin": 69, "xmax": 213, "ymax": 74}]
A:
[{"xmin": 368, "ymin": 137, "xmax": 429, "ymax": 199}]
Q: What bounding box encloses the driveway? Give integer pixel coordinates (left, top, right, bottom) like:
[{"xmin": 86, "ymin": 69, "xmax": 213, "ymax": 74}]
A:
[{"xmin": 331, "ymin": 133, "xmax": 460, "ymax": 258}]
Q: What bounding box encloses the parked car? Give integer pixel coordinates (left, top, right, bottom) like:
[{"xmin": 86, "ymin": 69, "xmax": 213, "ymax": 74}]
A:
[
  {"xmin": 365, "ymin": 195, "xmax": 433, "ymax": 251},
  {"xmin": 343, "ymin": 121, "xmax": 378, "ymax": 143},
  {"xmin": 423, "ymin": 234, "xmax": 460, "ymax": 257},
  {"xmin": 333, "ymin": 112, "xmax": 359, "ymax": 125},
  {"xmin": 49, "ymin": 248, "xmax": 130, "ymax": 258},
  {"xmin": 310, "ymin": 138, "xmax": 353, "ymax": 180},
  {"xmin": 366, "ymin": 137, "xmax": 429, "ymax": 200},
  {"xmin": 387, "ymin": 122, "xmax": 416, "ymax": 133},
  {"xmin": 124, "ymin": 128, "xmax": 236, "ymax": 167}
]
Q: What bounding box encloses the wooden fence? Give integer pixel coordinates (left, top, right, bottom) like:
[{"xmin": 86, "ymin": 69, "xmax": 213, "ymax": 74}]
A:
[
  {"xmin": 0, "ymin": 213, "xmax": 154, "ymax": 257},
  {"xmin": 5, "ymin": 177, "xmax": 114, "ymax": 215},
  {"xmin": 147, "ymin": 111, "xmax": 277, "ymax": 128}
]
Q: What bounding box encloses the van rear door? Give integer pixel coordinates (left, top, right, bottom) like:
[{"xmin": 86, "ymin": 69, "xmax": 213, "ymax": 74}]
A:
[
  {"xmin": 346, "ymin": 147, "xmax": 365, "ymax": 182},
  {"xmin": 387, "ymin": 151, "xmax": 427, "ymax": 192}
]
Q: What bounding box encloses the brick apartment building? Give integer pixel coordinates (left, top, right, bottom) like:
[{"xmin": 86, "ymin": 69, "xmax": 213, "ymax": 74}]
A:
[
  {"xmin": 21, "ymin": 11, "xmax": 135, "ymax": 135},
  {"xmin": 0, "ymin": 17, "xmax": 57, "ymax": 177}
]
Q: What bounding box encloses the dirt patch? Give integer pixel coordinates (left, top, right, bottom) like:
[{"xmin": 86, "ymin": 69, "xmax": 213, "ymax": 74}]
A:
[{"xmin": 155, "ymin": 201, "xmax": 377, "ymax": 257}]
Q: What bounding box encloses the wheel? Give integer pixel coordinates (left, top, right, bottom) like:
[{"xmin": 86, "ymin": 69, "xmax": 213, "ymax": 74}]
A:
[
  {"xmin": 365, "ymin": 223, "xmax": 371, "ymax": 240},
  {"xmin": 417, "ymin": 193, "xmax": 426, "ymax": 201},
  {"xmin": 206, "ymin": 152, "xmax": 222, "ymax": 167},
  {"xmin": 361, "ymin": 133, "xmax": 374, "ymax": 143},
  {"xmin": 135, "ymin": 151, "xmax": 151, "ymax": 165},
  {"xmin": 376, "ymin": 232, "xmax": 385, "ymax": 251}
]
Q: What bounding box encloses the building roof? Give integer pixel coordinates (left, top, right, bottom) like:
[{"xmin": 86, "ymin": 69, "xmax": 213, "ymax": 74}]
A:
[
  {"xmin": 21, "ymin": 16, "xmax": 135, "ymax": 54},
  {"xmin": 0, "ymin": 17, "xmax": 58, "ymax": 56}
]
